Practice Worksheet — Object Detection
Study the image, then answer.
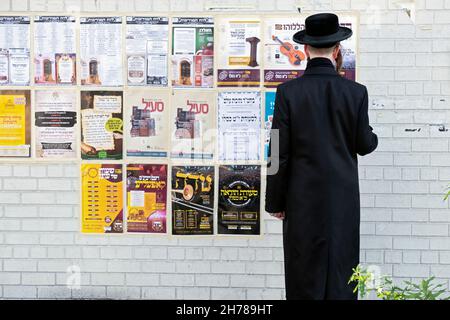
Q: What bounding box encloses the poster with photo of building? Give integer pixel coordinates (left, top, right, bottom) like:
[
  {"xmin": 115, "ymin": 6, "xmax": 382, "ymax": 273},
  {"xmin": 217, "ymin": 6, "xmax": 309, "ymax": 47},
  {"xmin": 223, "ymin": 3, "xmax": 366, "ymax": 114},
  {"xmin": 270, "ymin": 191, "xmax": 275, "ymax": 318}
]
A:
[{"xmin": 171, "ymin": 17, "xmax": 214, "ymax": 88}]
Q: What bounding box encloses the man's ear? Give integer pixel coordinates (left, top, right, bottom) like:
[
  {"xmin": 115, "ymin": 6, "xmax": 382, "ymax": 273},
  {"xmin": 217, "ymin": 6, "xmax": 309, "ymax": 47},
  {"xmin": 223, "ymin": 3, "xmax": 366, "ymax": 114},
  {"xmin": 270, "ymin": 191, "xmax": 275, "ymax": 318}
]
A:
[
  {"xmin": 333, "ymin": 45, "xmax": 340, "ymax": 59},
  {"xmin": 304, "ymin": 44, "xmax": 310, "ymax": 58}
]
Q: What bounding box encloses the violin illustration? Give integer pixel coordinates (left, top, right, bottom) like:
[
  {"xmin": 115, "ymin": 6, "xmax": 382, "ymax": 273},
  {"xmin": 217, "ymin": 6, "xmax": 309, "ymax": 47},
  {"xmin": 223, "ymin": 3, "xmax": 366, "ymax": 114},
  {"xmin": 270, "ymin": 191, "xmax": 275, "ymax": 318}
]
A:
[{"xmin": 272, "ymin": 35, "xmax": 305, "ymax": 66}]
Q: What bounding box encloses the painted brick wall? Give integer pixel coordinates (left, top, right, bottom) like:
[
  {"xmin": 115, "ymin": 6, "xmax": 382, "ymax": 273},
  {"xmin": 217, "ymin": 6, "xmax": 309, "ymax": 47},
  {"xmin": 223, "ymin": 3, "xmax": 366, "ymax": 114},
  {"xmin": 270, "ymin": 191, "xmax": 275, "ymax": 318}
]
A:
[{"xmin": 0, "ymin": 0, "xmax": 449, "ymax": 299}]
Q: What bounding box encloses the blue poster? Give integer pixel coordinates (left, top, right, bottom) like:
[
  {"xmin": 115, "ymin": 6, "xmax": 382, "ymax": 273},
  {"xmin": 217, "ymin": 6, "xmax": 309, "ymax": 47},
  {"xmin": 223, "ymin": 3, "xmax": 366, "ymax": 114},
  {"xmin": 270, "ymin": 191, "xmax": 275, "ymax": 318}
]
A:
[{"xmin": 264, "ymin": 91, "xmax": 276, "ymax": 160}]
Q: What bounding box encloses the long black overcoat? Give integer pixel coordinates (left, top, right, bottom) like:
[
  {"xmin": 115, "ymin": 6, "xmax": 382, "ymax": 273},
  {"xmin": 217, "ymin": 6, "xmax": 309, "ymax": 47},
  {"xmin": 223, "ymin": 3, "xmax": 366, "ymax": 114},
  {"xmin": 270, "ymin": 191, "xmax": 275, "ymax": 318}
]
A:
[{"xmin": 265, "ymin": 57, "xmax": 378, "ymax": 300}]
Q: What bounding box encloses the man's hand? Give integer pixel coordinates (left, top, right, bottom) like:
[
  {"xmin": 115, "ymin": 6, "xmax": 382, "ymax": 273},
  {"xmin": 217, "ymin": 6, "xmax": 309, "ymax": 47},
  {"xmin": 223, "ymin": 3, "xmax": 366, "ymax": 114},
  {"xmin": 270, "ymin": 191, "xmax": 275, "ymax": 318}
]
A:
[{"xmin": 270, "ymin": 212, "xmax": 285, "ymax": 220}]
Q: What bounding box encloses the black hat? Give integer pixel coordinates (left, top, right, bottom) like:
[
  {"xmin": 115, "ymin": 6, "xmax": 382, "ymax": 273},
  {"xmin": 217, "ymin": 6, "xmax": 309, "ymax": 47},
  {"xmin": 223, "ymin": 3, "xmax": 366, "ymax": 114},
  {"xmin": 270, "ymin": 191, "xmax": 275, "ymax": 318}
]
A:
[{"xmin": 293, "ymin": 13, "xmax": 352, "ymax": 48}]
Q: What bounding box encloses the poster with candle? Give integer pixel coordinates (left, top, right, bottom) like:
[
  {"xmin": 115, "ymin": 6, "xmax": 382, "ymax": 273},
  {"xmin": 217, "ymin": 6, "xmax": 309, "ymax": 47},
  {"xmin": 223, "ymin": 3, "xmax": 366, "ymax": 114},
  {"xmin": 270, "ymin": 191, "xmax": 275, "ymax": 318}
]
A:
[
  {"xmin": 171, "ymin": 165, "xmax": 214, "ymax": 235},
  {"xmin": 218, "ymin": 165, "xmax": 261, "ymax": 235},
  {"xmin": 80, "ymin": 91, "xmax": 123, "ymax": 160},
  {"xmin": 33, "ymin": 16, "xmax": 76, "ymax": 85},
  {"xmin": 81, "ymin": 163, "xmax": 123, "ymax": 234},
  {"xmin": 126, "ymin": 164, "xmax": 167, "ymax": 233},
  {"xmin": 216, "ymin": 16, "xmax": 261, "ymax": 87}
]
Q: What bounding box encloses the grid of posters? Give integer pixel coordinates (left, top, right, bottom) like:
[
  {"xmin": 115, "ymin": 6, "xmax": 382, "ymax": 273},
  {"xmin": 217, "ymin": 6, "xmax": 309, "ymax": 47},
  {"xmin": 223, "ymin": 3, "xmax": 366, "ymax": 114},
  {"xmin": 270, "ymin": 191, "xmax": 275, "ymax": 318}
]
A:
[
  {"xmin": 80, "ymin": 17, "xmax": 122, "ymax": 86},
  {"xmin": 125, "ymin": 89, "xmax": 169, "ymax": 157},
  {"xmin": 0, "ymin": 16, "xmax": 30, "ymax": 86},
  {"xmin": 171, "ymin": 166, "xmax": 214, "ymax": 235},
  {"xmin": 81, "ymin": 163, "xmax": 123, "ymax": 233},
  {"xmin": 0, "ymin": 14, "xmax": 359, "ymax": 237},
  {"xmin": 0, "ymin": 90, "xmax": 31, "ymax": 157},
  {"xmin": 34, "ymin": 16, "xmax": 76, "ymax": 85},
  {"xmin": 35, "ymin": 90, "xmax": 77, "ymax": 158},
  {"xmin": 170, "ymin": 90, "xmax": 215, "ymax": 159},
  {"xmin": 81, "ymin": 91, "xmax": 123, "ymax": 160},
  {"xmin": 218, "ymin": 165, "xmax": 261, "ymax": 235},
  {"xmin": 218, "ymin": 91, "xmax": 261, "ymax": 161},
  {"xmin": 126, "ymin": 164, "xmax": 167, "ymax": 233},
  {"xmin": 263, "ymin": 17, "xmax": 307, "ymax": 87},
  {"xmin": 171, "ymin": 17, "xmax": 214, "ymax": 88},
  {"xmin": 264, "ymin": 91, "xmax": 276, "ymax": 160},
  {"xmin": 126, "ymin": 16, "xmax": 169, "ymax": 86},
  {"xmin": 217, "ymin": 16, "xmax": 261, "ymax": 87}
]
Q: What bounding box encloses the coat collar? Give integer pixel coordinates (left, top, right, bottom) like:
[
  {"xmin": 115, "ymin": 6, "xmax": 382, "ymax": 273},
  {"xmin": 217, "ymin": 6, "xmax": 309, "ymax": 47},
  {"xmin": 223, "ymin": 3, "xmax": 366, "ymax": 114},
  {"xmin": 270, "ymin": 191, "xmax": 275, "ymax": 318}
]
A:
[{"xmin": 304, "ymin": 57, "xmax": 338, "ymax": 76}]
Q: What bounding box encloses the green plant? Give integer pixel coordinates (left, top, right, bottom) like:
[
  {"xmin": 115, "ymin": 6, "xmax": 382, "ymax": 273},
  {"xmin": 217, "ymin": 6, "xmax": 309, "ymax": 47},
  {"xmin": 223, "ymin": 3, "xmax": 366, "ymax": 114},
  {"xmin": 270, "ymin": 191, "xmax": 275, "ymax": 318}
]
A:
[{"xmin": 349, "ymin": 265, "xmax": 450, "ymax": 300}]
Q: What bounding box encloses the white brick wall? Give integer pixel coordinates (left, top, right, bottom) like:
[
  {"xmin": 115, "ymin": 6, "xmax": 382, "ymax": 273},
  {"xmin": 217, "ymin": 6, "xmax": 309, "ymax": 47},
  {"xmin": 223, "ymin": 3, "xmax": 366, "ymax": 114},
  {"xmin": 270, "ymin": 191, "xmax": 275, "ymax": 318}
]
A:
[{"xmin": 0, "ymin": 0, "xmax": 449, "ymax": 299}]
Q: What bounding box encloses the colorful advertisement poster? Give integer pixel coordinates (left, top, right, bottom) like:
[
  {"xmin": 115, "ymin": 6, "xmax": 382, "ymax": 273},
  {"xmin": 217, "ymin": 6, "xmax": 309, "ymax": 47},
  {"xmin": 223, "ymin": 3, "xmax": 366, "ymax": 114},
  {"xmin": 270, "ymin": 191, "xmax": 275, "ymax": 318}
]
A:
[
  {"xmin": 218, "ymin": 165, "xmax": 261, "ymax": 235},
  {"xmin": 218, "ymin": 91, "xmax": 261, "ymax": 161},
  {"xmin": 217, "ymin": 16, "xmax": 261, "ymax": 87},
  {"xmin": 0, "ymin": 16, "xmax": 30, "ymax": 86},
  {"xmin": 171, "ymin": 166, "xmax": 214, "ymax": 235},
  {"xmin": 80, "ymin": 17, "xmax": 122, "ymax": 86},
  {"xmin": 126, "ymin": 164, "xmax": 167, "ymax": 233},
  {"xmin": 34, "ymin": 16, "xmax": 76, "ymax": 85},
  {"xmin": 81, "ymin": 164, "xmax": 123, "ymax": 233},
  {"xmin": 263, "ymin": 17, "xmax": 306, "ymax": 87},
  {"xmin": 125, "ymin": 89, "xmax": 169, "ymax": 157},
  {"xmin": 35, "ymin": 90, "xmax": 77, "ymax": 158},
  {"xmin": 171, "ymin": 17, "xmax": 214, "ymax": 88},
  {"xmin": 126, "ymin": 16, "xmax": 169, "ymax": 86},
  {"xmin": 81, "ymin": 91, "xmax": 123, "ymax": 160},
  {"xmin": 170, "ymin": 90, "xmax": 215, "ymax": 159},
  {"xmin": 0, "ymin": 90, "xmax": 30, "ymax": 157},
  {"xmin": 264, "ymin": 91, "xmax": 276, "ymax": 160},
  {"xmin": 338, "ymin": 15, "xmax": 357, "ymax": 81}
]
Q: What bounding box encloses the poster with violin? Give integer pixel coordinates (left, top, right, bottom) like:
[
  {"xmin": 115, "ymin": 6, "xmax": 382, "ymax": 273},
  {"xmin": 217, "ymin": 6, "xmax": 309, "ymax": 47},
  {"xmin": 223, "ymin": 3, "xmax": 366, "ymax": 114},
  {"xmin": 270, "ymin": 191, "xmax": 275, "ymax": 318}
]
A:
[
  {"xmin": 263, "ymin": 17, "xmax": 307, "ymax": 87},
  {"xmin": 263, "ymin": 15, "xmax": 358, "ymax": 87}
]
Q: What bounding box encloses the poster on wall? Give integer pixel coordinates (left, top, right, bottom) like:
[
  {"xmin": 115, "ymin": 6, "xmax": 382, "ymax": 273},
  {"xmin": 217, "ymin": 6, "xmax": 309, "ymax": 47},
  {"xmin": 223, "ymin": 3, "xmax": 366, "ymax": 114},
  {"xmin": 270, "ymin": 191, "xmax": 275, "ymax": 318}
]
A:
[
  {"xmin": 0, "ymin": 16, "xmax": 30, "ymax": 86},
  {"xmin": 337, "ymin": 15, "xmax": 357, "ymax": 81},
  {"xmin": 81, "ymin": 91, "xmax": 123, "ymax": 160},
  {"xmin": 171, "ymin": 165, "xmax": 214, "ymax": 235},
  {"xmin": 80, "ymin": 17, "xmax": 122, "ymax": 86},
  {"xmin": 263, "ymin": 17, "xmax": 306, "ymax": 87},
  {"xmin": 126, "ymin": 164, "xmax": 167, "ymax": 233},
  {"xmin": 126, "ymin": 16, "xmax": 169, "ymax": 86},
  {"xmin": 217, "ymin": 16, "xmax": 261, "ymax": 87},
  {"xmin": 35, "ymin": 90, "xmax": 77, "ymax": 158},
  {"xmin": 218, "ymin": 165, "xmax": 261, "ymax": 235},
  {"xmin": 264, "ymin": 91, "xmax": 276, "ymax": 160},
  {"xmin": 81, "ymin": 163, "xmax": 123, "ymax": 233},
  {"xmin": 34, "ymin": 16, "xmax": 76, "ymax": 85},
  {"xmin": 125, "ymin": 89, "xmax": 169, "ymax": 157},
  {"xmin": 170, "ymin": 90, "xmax": 215, "ymax": 160},
  {"xmin": 0, "ymin": 90, "xmax": 31, "ymax": 157},
  {"xmin": 171, "ymin": 17, "xmax": 214, "ymax": 88},
  {"xmin": 217, "ymin": 91, "xmax": 261, "ymax": 161}
]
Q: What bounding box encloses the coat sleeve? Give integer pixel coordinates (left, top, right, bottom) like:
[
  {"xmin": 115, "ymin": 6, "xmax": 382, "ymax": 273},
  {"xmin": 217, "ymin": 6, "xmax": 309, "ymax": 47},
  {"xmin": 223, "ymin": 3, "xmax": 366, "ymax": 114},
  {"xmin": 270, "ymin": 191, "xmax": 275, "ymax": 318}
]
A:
[
  {"xmin": 265, "ymin": 85, "xmax": 290, "ymax": 213},
  {"xmin": 356, "ymin": 87, "xmax": 378, "ymax": 156}
]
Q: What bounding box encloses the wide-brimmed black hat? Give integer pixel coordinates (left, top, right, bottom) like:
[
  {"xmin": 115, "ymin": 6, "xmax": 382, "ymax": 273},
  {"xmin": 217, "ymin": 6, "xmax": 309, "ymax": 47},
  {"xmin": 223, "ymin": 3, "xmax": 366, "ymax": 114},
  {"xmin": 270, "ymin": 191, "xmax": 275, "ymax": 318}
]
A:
[{"xmin": 293, "ymin": 13, "xmax": 352, "ymax": 48}]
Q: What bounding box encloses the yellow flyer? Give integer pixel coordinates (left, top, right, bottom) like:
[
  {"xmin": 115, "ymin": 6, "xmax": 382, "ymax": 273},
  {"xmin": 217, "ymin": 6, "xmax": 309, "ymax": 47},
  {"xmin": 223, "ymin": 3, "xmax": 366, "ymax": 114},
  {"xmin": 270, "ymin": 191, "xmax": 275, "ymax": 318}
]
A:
[
  {"xmin": 0, "ymin": 92, "xmax": 31, "ymax": 157},
  {"xmin": 81, "ymin": 163, "xmax": 124, "ymax": 233}
]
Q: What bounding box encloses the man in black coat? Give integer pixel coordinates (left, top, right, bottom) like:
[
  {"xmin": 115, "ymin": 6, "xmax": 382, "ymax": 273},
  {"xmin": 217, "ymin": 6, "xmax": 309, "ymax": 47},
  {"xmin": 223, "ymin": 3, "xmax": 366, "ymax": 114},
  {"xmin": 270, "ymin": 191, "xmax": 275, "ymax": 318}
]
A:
[{"xmin": 265, "ymin": 13, "xmax": 378, "ymax": 300}]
